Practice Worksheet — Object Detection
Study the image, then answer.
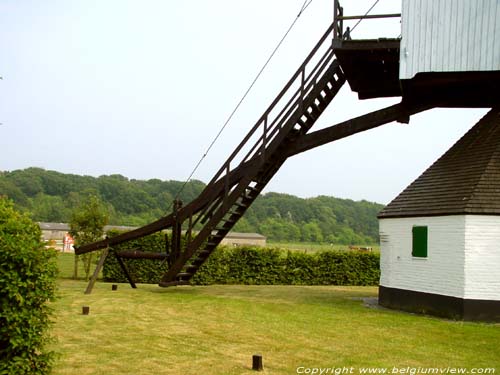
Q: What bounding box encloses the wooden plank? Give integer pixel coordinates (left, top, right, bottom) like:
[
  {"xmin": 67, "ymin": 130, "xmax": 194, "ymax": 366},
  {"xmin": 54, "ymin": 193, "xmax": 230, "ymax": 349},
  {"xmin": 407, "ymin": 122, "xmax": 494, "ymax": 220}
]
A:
[{"xmin": 286, "ymin": 103, "xmax": 434, "ymax": 158}]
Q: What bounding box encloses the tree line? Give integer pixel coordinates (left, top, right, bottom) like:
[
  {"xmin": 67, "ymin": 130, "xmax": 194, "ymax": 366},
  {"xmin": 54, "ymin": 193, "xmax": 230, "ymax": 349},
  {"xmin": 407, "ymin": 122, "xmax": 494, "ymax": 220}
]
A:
[{"xmin": 0, "ymin": 168, "xmax": 384, "ymax": 244}]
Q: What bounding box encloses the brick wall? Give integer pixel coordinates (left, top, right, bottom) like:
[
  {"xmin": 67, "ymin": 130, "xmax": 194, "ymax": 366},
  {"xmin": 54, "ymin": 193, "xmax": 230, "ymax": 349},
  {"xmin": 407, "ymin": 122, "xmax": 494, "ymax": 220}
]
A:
[{"xmin": 464, "ymin": 215, "xmax": 500, "ymax": 300}]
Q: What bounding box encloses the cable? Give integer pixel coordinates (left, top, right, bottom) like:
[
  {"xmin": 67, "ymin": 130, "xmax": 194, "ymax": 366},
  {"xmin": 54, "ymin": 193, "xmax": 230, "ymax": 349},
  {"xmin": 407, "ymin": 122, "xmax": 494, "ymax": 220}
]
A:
[
  {"xmin": 350, "ymin": 0, "xmax": 380, "ymax": 34},
  {"xmin": 169, "ymin": 0, "xmax": 314, "ymax": 208}
]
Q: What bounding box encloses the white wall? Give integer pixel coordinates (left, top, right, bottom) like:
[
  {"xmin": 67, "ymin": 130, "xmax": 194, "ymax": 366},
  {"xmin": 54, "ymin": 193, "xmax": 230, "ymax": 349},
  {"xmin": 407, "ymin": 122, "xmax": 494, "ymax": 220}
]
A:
[
  {"xmin": 400, "ymin": 0, "xmax": 500, "ymax": 79},
  {"xmin": 379, "ymin": 215, "xmax": 466, "ymax": 298},
  {"xmin": 464, "ymin": 215, "xmax": 500, "ymax": 300}
]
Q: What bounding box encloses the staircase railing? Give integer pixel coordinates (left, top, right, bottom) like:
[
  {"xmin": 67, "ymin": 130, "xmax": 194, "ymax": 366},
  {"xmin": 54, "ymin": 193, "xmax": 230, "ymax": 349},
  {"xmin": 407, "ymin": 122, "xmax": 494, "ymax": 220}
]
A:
[{"xmin": 206, "ymin": 22, "xmax": 337, "ymax": 192}]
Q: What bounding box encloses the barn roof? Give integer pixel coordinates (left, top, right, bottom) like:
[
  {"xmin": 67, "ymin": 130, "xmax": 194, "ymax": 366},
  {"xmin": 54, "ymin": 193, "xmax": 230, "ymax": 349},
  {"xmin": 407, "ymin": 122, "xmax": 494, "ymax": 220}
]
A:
[
  {"xmin": 37, "ymin": 222, "xmax": 266, "ymax": 239},
  {"xmin": 379, "ymin": 107, "xmax": 500, "ymax": 218}
]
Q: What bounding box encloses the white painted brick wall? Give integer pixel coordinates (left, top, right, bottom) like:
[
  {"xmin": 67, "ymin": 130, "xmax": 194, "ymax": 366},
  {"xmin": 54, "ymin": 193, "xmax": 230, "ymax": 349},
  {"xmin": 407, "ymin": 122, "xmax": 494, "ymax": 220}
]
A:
[
  {"xmin": 464, "ymin": 216, "xmax": 500, "ymax": 300},
  {"xmin": 379, "ymin": 216, "xmax": 466, "ymax": 298}
]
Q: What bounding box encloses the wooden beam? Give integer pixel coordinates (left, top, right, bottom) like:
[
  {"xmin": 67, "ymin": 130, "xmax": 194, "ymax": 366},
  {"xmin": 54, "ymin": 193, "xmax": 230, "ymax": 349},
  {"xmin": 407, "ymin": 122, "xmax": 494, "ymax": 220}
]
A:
[
  {"xmin": 114, "ymin": 251, "xmax": 137, "ymax": 289},
  {"xmin": 84, "ymin": 246, "xmax": 110, "ymax": 295},
  {"xmin": 285, "ymin": 102, "xmax": 434, "ymax": 158},
  {"xmin": 75, "ymin": 215, "xmax": 175, "ymax": 255},
  {"xmin": 338, "ymin": 13, "xmax": 400, "ymax": 20},
  {"xmin": 116, "ymin": 250, "xmax": 167, "ymax": 260}
]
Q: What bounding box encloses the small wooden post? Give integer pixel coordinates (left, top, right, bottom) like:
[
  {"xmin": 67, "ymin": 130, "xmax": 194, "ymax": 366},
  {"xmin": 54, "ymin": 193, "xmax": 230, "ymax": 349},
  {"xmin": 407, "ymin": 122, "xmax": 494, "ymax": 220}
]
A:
[
  {"xmin": 84, "ymin": 246, "xmax": 110, "ymax": 295},
  {"xmin": 82, "ymin": 306, "xmax": 90, "ymax": 315},
  {"xmin": 252, "ymin": 354, "xmax": 263, "ymax": 371},
  {"xmin": 111, "ymin": 284, "xmax": 118, "ymax": 291}
]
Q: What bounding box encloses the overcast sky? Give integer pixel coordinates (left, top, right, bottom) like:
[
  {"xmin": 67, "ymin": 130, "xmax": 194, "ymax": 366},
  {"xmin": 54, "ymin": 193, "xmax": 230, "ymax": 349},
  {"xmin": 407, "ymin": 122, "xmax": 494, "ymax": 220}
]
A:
[{"xmin": 0, "ymin": 0, "xmax": 488, "ymax": 204}]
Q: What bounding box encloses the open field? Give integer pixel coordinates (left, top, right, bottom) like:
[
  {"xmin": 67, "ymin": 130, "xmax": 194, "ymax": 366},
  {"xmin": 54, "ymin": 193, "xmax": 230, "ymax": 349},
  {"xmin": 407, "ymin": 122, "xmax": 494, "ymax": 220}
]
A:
[
  {"xmin": 50, "ymin": 279, "xmax": 499, "ymax": 375},
  {"xmin": 268, "ymin": 242, "xmax": 380, "ymax": 254}
]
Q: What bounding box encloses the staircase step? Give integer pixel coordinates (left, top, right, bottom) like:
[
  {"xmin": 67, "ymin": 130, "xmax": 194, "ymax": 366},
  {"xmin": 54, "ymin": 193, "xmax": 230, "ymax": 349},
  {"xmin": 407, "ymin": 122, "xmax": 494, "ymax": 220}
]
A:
[
  {"xmin": 296, "ymin": 118, "xmax": 306, "ymax": 128},
  {"xmin": 234, "ymin": 201, "xmax": 249, "ymax": 209},
  {"xmin": 176, "ymin": 272, "xmax": 193, "ymax": 279},
  {"xmin": 304, "ymin": 111, "xmax": 317, "ymax": 122},
  {"xmin": 223, "ymin": 218, "xmax": 237, "ymax": 224},
  {"xmin": 316, "ymin": 94, "xmax": 327, "ymax": 106},
  {"xmin": 246, "ymin": 186, "xmax": 260, "ymax": 194},
  {"xmin": 231, "ymin": 206, "xmax": 247, "ymax": 215},
  {"xmin": 215, "ymin": 226, "xmax": 231, "ymax": 232},
  {"xmin": 185, "ymin": 265, "xmax": 198, "ymax": 272},
  {"xmin": 198, "ymin": 250, "xmax": 211, "ymax": 257}
]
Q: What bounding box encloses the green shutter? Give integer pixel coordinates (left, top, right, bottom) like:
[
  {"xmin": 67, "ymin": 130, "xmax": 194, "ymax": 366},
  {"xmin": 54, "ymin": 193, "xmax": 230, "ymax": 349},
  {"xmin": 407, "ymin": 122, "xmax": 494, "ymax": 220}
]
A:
[{"xmin": 412, "ymin": 226, "xmax": 428, "ymax": 258}]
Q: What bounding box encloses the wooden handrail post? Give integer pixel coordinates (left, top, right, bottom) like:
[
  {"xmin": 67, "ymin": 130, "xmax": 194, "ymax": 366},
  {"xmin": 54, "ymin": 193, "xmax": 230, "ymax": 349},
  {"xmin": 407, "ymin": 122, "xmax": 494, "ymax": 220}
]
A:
[
  {"xmin": 333, "ymin": 0, "xmax": 338, "ymax": 38},
  {"xmin": 170, "ymin": 199, "xmax": 183, "ymax": 266},
  {"xmin": 261, "ymin": 118, "xmax": 267, "ymax": 164}
]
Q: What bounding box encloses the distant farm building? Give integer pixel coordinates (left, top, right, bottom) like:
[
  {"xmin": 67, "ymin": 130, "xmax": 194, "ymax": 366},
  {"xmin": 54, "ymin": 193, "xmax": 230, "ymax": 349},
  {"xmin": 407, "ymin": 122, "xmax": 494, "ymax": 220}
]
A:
[{"xmin": 38, "ymin": 222, "xmax": 266, "ymax": 251}]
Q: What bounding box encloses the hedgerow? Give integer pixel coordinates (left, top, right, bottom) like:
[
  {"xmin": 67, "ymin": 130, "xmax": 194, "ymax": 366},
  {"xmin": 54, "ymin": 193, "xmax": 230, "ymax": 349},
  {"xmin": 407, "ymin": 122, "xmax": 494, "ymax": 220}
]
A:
[{"xmin": 102, "ymin": 231, "xmax": 380, "ymax": 286}]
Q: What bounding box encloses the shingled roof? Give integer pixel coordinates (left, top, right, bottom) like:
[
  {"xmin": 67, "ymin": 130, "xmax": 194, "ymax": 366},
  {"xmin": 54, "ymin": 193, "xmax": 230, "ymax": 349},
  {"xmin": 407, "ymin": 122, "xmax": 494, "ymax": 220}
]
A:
[{"xmin": 379, "ymin": 107, "xmax": 500, "ymax": 218}]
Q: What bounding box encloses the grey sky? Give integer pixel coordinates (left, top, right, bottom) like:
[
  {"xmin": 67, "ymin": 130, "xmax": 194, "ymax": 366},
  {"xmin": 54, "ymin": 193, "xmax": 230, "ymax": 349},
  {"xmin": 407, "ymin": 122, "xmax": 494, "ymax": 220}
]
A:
[{"xmin": 0, "ymin": 0, "xmax": 488, "ymax": 204}]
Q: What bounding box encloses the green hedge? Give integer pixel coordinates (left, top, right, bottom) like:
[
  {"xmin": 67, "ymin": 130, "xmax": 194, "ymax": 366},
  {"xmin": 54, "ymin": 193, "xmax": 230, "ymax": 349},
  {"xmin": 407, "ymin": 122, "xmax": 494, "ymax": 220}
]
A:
[
  {"xmin": 102, "ymin": 231, "xmax": 380, "ymax": 286},
  {"xmin": 102, "ymin": 230, "xmax": 168, "ymax": 284},
  {"xmin": 191, "ymin": 247, "xmax": 380, "ymax": 286},
  {"xmin": 0, "ymin": 198, "xmax": 58, "ymax": 375}
]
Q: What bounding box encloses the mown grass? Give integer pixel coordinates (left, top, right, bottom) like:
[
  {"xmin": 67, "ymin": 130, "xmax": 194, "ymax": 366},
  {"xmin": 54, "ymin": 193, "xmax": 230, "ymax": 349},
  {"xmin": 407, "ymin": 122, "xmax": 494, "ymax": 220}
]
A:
[
  {"xmin": 57, "ymin": 252, "xmax": 102, "ymax": 280},
  {"xmin": 50, "ymin": 278, "xmax": 499, "ymax": 375}
]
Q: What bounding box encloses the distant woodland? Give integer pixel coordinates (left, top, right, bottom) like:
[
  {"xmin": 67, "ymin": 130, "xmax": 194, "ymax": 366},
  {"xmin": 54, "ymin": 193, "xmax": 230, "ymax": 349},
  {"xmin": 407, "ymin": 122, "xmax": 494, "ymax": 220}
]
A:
[{"xmin": 0, "ymin": 168, "xmax": 384, "ymax": 244}]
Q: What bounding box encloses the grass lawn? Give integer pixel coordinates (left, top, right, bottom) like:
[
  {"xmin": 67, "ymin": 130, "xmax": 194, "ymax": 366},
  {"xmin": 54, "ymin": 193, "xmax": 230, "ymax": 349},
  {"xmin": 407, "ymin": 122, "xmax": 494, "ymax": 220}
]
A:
[
  {"xmin": 50, "ymin": 279, "xmax": 499, "ymax": 375},
  {"xmin": 57, "ymin": 252, "xmax": 102, "ymax": 280}
]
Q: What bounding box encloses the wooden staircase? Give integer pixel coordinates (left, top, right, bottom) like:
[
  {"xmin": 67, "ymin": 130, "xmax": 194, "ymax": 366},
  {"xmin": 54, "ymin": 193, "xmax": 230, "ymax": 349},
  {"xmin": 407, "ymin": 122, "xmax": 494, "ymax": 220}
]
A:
[
  {"xmin": 75, "ymin": 22, "xmax": 364, "ymax": 289},
  {"xmin": 159, "ymin": 28, "xmax": 346, "ymax": 286}
]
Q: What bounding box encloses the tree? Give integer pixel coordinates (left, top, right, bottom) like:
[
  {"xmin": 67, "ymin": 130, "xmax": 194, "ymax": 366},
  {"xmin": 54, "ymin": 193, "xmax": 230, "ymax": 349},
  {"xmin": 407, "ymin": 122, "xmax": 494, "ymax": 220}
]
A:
[
  {"xmin": 0, "ymin": 197, "xmax": 58, "ymax": 374},
  {"xmin": 31, "ymin": 193, "xmax": 69, "ymax": 222},
  {"xmin": 301, "ymin": 221, "xmax": 324, "ymax": 243},
  {"xmin": 69, "ymin": 195, "xmax": 109, "ymax": 280}
]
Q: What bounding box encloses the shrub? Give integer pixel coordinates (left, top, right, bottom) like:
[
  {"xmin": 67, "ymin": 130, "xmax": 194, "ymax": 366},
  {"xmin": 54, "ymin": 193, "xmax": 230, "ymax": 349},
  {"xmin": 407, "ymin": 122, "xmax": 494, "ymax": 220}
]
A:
[{"xmin": 0, "ymin": 197, "xmax": 58, "ymax": 375}]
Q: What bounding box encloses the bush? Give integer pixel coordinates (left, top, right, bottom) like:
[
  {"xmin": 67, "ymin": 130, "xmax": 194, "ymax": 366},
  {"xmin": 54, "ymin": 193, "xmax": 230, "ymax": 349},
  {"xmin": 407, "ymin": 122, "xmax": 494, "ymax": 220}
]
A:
[
  {"xmin": 0, "ymin": 197, "xmax": 58, "ymax": 375},
  {"xmin": 102, "ymin": 231, "xmax": 380, "ymax": 286}
]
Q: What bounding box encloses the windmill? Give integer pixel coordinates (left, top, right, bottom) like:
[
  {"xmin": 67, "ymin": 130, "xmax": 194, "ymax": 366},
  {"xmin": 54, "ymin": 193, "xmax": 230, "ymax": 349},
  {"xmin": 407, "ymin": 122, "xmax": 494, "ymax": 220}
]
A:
[{"xmin": 76, "ymin": 0, "xmax": 499, "ymax": 314}]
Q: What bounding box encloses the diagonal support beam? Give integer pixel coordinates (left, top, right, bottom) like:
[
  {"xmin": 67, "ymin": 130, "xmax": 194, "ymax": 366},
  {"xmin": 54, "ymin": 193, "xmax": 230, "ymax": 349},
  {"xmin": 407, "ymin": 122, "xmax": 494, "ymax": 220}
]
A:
[
  {"xmin": 285, "ymin": 102, "xmax": 434, "ymax": 158},
  {"xmin": 84, "ymin": 246, "xmax": 110, "ymax": 294}
]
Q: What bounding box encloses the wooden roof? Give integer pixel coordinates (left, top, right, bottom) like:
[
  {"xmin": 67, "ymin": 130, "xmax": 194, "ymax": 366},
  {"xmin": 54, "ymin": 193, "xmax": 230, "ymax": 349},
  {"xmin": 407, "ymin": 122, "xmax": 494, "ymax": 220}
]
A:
[{"xmin": 379, "ymin": 107, "xmax": 500, "ymax": 218}]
